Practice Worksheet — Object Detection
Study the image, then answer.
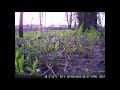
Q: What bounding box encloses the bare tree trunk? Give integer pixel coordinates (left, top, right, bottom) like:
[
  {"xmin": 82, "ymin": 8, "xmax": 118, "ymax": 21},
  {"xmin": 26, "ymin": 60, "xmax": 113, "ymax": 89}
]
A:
[
  {"xmin": 45, "ymin": 12, "xmax": 46, "ymax": 29},
  {"xmin": 19, "ymin": 12, "xmax": 23, "ymax": 38},
  {"xmin": 40, "ymin": 12, "xmax": 41, "ymax": 25},
  {"xmin": 77, "ymin": 12, "xmax": 84, "ymax": 27},
  {"xmin": 39, "ymin": 12, "xmax": 44, "ymax": 32},
  {"xmin": 83, "ymin": 12, "xmax": 97, "ymax": 30},
  {"xmin": 69, "ymin": 12, "xmax": 72, "ymax": 29},
  {"xmin": 77, "ymin": 12, "xmax": 97, "ymax": 31},
  {"xmin": 31, "ymin": 17, "xmax": 33, "ymax": 30},
  {"xmin": 66, "ymin": 12, "xmax": 73, "ymax": 29},
  {"xmin": 27, "ymin": 13, "xmax": 29, "ymax": 31},
  {"xmin": 39, "ymin": 12, "xmax": 43, "ymax": 25},
  {"xmin": 73, "ymin": 12, "xmax": 77, "ymax": 29},
  {"xmin": 66, "ymin": 12, "xmax": 68, "ymax": 26}
]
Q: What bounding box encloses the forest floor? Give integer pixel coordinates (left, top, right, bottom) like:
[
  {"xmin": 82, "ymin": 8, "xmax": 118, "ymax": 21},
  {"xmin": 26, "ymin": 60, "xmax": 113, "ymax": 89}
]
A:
[
  {"xmin": 35, "ymin": 39, "xmax": 105, "ymax": 78},
  {"xmin": 15, "ymin": 30, "xmax": 105, "ymax": 78}
]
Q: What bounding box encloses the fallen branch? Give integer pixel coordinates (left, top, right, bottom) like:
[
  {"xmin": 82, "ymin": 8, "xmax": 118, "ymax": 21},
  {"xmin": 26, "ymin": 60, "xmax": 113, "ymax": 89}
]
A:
[
  {"xmin": 64, "ymin": 61, "xmax": 68, "ymax": 72},
  {"xmin": 40, "ymin": 69, "xmax": 50, "ymax": 76},
  {"xmin": 39, "ymin": 58, "xmax": 79, "ymax": 60},
  {"xmin": 46, "ymin": 64, "xmax": 57, "ymax": 77},
  {"xmin": 90, "ymin": 61, "xmax": 97, "ymax": 67}
]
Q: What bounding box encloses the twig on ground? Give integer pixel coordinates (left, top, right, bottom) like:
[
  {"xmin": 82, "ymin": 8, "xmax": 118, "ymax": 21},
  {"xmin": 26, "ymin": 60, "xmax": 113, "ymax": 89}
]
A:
[
  {"xmin": 64, "ymin": 61, "xmax": 68, "ymax": 72},
  {"xmin": 90, "ymin": 61, "xmax": 96, "ymax": 67},
  {"xmin": 75, "ymin": 66, "xmax": 105, "ymax": 73},
  {"xmin": 38, "ymin": 57, "xmax": 80, "ymax": 61},
  {"xmin": 40, "ymin": 69, "xmax": 50, "ymax": 76},
  {"xmin": 46, "ymin": 64, "xmax": 57, "ymax": 77}
]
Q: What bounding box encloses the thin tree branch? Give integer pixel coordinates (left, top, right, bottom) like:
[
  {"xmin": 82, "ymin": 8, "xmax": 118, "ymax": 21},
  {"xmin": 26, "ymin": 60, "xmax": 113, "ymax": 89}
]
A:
[
  {"xmin": 64, "ymin": 61, "xmax": 68, "ymax": 72},
  {"xmin": 46, "ymin": 64, "xmax": 57, "ymax": 77},
  {"xmin": 40, "ymin": 69, "xmax": 50, "ymax": 76}
]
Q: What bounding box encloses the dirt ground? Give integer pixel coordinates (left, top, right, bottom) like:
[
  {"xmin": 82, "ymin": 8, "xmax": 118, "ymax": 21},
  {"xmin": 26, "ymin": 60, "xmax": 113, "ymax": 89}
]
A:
[{"xmin": 15, "ymin": 32, "xmax": 105, "ymax": 78}]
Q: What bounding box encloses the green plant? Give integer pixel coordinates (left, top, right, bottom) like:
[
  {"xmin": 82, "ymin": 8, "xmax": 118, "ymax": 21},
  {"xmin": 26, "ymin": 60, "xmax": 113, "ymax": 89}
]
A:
[
  {"xmin": 15, "ymin": 50, "xmax": 25, "ymax": 75},
  {"xmin": 96, "ymin": 31, "xmax": 100, "ymax": 42},
  {"xmin": 55, "ymin": 41, "xmax": 60, "ymax": 52},
  {"xmin": 56, "ymin": 51, "xmax": 61, "ymax": 65},
  {"xmin": 52, "ymin": 42, "xmax": 56, "ymax": 60},
  {"xmin": 85, "ymin": 68, "xmax": 89, "ymax": 77},
  {"xmin": 26, "ymin": 57, "xmax": 39, "ymax": 76},
  {"xmin": 88, "ymin": 45, "xmax": 92, "ymax": 58},
  {"xmin": 27, "ymin": 52, "xmax": 31, "ymax": 65},
  {"xmin": 15, "ymin": 45, "xmax": 18, "ymax": 52},
  {"xmin": 76, "ymin": 23, "xmax": 83, "ymax": 40},
  {"xmin": 16, "ymin": 46, "xmax": 24, "ymax": 63},
  {"xmin": 49, "ymin": 43, "xmax": 54, "ymax": 52},
  {"xmin": 67, "ymin": 55, "xmax": 72, "ymax": 64},
  {"xmin": 78, "ymin": 44, "xmax": 84, "ymax": 58},
  {"xmin": 71, "ymin": 45, "xmax": 76, "ymax": 54},
  {"xmin": 87, "ymin": 27, "xmax": 99, "ymax": 44},
  {"xmin": 63, "ymin": 41, "xmax": 69, "ymax": 54},
  {"xmin": 69, "ymin": 45, "xmax": 76, "ymax": 60},
  {"xmin": 87, "ymin": 27, "xmax": 99, "ymax": 58},
  {"xmin": 15, "ymin": 50, "xmax": 20, "ymax": 74}
]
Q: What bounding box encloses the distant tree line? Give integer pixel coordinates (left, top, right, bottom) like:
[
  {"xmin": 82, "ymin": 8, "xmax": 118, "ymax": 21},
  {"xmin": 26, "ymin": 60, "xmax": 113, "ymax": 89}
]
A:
[
  {"xmin": 66, "ymin": 12, "xmax": 104, "ymax": 31},
  {"xmin": 18, "ymin": 12, "xmax": 105, "ymax": 38}
]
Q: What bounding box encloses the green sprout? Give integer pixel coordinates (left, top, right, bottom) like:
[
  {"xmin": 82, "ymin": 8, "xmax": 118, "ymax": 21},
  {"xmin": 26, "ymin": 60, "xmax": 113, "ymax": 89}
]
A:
[
  {"xmin": 78, "ymin": 44, "xmax": 84, "ymax": 58},
  {"xmin": 15, "ymin": 50, "xmax": 25, "ymax": 76},
  {"xmin": 63, "ymin": 41, "xmax": 69, "ymax": 54},
  {"xmin": 56, "ymin": 51, "xmax": 61, "ymax": 65},
  {"xmin": 87, "ymin": 27, "xmax": 99, "ymax": 58},
  {"xmin": 67, "ymin": 55, "xmax": 72, "ymax": 64},
  {"xmin": 85, "ymin": 68, "xmax": 89, "ymax": 77},
  {"xmin": 27, "ymin": 52, "xmax": 31, "ymax": 65},
  {"xmin": 26, "ymin": 57, "xmax": 39, "ymax": 76},
  {"xmin": 55, "ymin": 41, "xmax": 60, "ymax": 52}
]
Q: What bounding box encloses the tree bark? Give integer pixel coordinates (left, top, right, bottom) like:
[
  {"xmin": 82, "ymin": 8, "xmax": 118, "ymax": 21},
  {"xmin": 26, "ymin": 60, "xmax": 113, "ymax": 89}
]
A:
[
  {"xmin": 77, "ymin": 12, "xmax": 97, "ymax": 31},
  {"xmin": 19, "ymin": 12, "xmax": 23, "ymax": 38},
  {"xmin": 31, "ymin": 17, "xmax": 33, "ymax": 30},
  {"xmin": 40, "ymin": 12, "xmax": 41, "ymax": 25},
  {"xmin": 66, "ymin": 12, "xmax": 73, "ymax": 29}
]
